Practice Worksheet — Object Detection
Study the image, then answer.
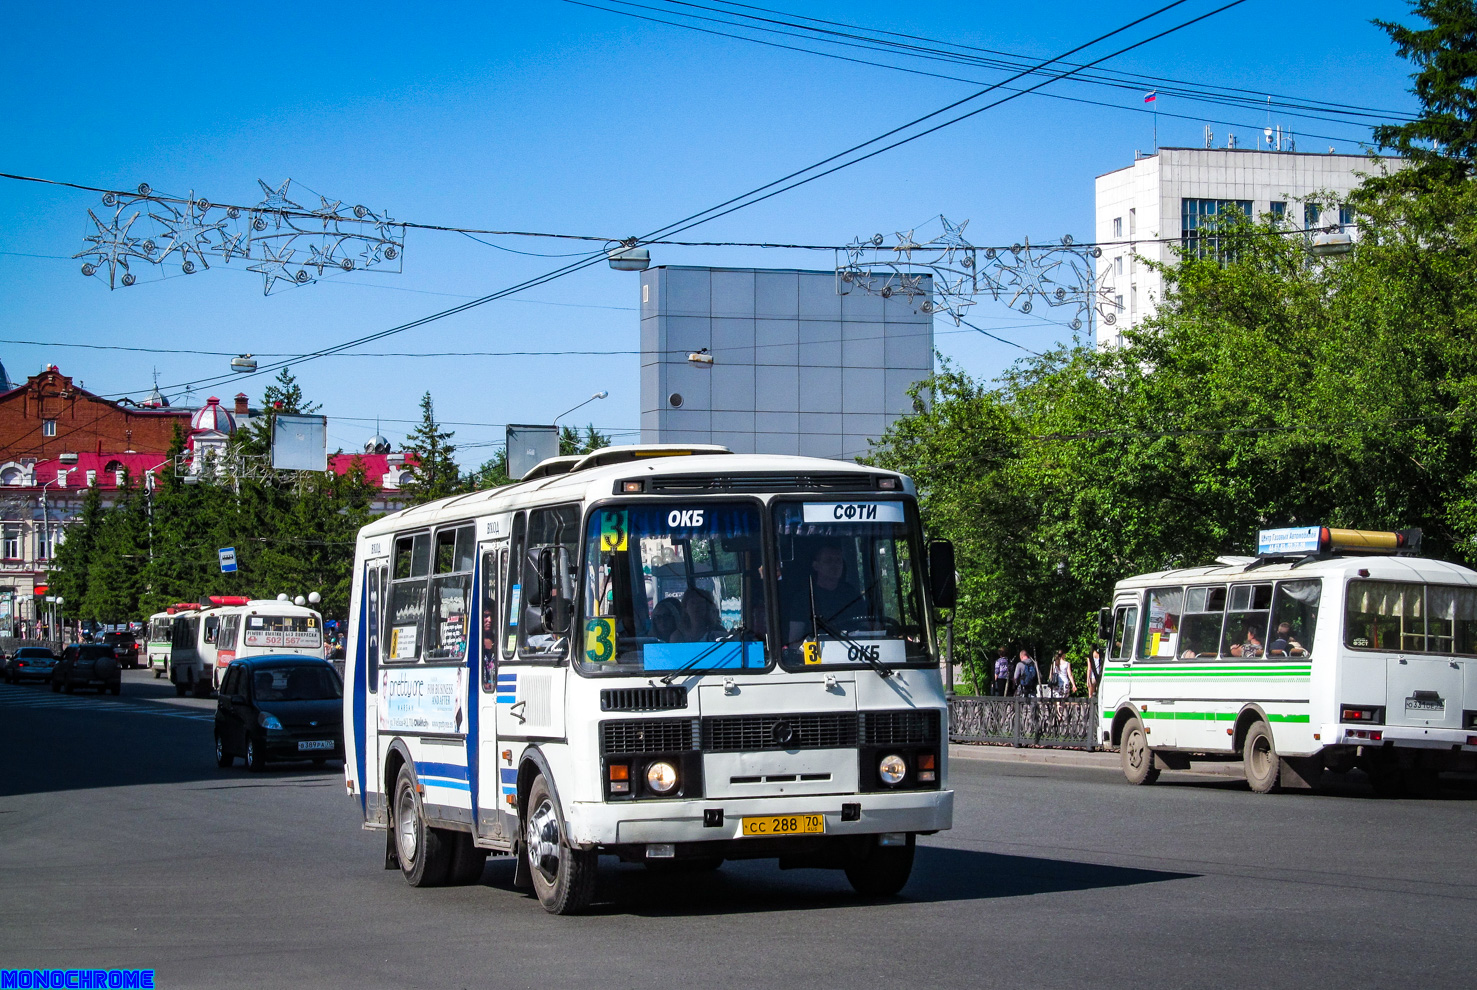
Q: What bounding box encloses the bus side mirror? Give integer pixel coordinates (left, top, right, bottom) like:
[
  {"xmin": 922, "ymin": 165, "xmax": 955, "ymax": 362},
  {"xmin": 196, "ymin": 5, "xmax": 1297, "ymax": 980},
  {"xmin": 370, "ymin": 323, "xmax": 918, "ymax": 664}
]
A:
[
  {"xmin": 1098, "ymin": 608, "xmax": 1113, "ymax": 640},
  {"xmin": 928, "ymin": 540, "xmax": 956, "ymax": 610}
]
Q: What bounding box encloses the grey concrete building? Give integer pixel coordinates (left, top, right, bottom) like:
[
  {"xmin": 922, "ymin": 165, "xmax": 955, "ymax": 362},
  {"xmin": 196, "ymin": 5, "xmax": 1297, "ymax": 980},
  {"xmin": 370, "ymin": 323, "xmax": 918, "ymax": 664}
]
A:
[{"xmin": 639, "ymin": 266, "xmax": 932, "ymax": 459}]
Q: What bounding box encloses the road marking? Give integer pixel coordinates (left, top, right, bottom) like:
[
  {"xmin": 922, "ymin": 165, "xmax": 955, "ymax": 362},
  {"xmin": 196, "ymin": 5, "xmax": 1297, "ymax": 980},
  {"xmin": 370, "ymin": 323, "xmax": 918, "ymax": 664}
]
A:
[{"xmin": 0, "ymin": 685, "xmax": 216, "ymax": 722}]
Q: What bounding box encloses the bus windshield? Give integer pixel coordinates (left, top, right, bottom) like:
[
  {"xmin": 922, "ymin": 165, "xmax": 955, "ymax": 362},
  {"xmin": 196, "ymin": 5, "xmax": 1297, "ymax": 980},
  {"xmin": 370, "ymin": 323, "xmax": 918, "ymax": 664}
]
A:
[
  {"xmin": 772, "ymin": 500, "xmax": 928, "ymax": 668},
  {"xmin": 580, "ymin": 502, "xmax": 766, "ymax": 674}
]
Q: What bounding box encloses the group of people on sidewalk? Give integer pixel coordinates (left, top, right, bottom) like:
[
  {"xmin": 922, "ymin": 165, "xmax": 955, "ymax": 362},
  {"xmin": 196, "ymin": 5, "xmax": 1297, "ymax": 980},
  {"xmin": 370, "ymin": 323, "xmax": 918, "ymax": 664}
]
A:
[{"xmin": 985, "ymin": 646, "xmax": 1107, "ymax": 698}]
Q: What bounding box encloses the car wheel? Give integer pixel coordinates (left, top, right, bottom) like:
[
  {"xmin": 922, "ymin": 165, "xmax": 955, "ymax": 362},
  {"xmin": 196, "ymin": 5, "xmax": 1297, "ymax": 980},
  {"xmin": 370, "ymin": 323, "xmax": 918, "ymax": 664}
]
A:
[
  {"xmin": 245, "ymin": 736, "xmax": 266, "ymax": 772},
  {"xmin": 215, "ymin": 733, "xmax": 233, "ymax": 769},
  {"xmin": 1120, "ymin": 716, "xmax": 1160, "ymax": 785},
  {"xmin": 174, "ymin": 681, "xmax": 187, "ymax": 697},
  {"xmin": 393, "ymin": 764, "xmax": 451, "ymax": 887},
  {"xmin": 193, "ymin": 680, "xmax": 212, "ymax": 699},
  {"xmin": 525, "ymin": 772, "xmax": 597, "ymax": 914},
  {"xmin": 844, "ymin": 834, "xmax": 916, "ymax": 897},
  {"xmin": 1243, "ymin": 720, "xmax": 1280, "ymax": 794}
]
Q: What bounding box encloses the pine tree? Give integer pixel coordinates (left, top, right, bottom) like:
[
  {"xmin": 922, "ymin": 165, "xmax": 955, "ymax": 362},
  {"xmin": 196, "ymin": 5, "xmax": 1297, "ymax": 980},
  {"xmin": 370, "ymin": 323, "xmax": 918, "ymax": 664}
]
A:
[
  {"xmin": 466, "ymin": 449, "xmax": 513, "ymax": 490},
  {"xmin": 81, "ymin": 477, "xmax": 147, "ymax": 622},
  {"xmin": 49, "ymin": 484, "xmax": 104, "ymax": 609},
  {"xmin": 1371, "ymin": 1, "xmax": 1477, "ymax": 182},
  {"xmin": 559, "ymin": 423, "xmax": 613, "ymax": 457},
  {"xmin": 235, "ymin": 368, "xmax": 321, "ymax": 459},
  {"xmin": 401, "ymin": 392, "xmax": 462, "ymax": 504}
]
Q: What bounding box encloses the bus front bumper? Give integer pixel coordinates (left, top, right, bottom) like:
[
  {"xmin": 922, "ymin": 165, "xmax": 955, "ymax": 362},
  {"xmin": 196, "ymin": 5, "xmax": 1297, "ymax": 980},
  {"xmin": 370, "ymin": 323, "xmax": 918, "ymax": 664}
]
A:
[{"xmin": 567, "ymin": 789, "xmax": 953, "ymax": 847}]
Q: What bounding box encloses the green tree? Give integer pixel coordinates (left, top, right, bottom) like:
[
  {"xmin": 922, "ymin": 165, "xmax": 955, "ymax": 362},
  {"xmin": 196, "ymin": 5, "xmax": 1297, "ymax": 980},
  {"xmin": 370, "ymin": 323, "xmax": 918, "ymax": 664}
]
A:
[
  {"xmin": 81, "ymin": 477, "xmax": 148, "ymax": 622},
  {"xmin": 401, "ymin": 392, "xmax": 462, "ymax": 504},
  {"xmin": 559, "ymin": 423, "xmax": 612, "ymax": 456},
  {"xmin": 234, "ymin": 367, "xmax": 321, "ymax": 458},
  {"xmin": 466, "ymin": 449, "xmax": 513, "ymax": 490},
  {"xmin": 49, "ymin": 484, "xmax": 104, "ymax": 609},
  {"xmin": 1372, "ymin": 0, "xmax": 1477, "ymax": 181}
]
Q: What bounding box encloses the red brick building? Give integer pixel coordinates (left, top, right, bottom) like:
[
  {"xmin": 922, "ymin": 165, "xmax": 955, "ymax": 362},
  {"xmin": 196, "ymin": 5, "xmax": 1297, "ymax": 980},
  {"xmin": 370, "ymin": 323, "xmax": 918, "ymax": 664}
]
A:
[{"xmin": 0, "ymin": 366, "xmax": 188, "ymax": 460}]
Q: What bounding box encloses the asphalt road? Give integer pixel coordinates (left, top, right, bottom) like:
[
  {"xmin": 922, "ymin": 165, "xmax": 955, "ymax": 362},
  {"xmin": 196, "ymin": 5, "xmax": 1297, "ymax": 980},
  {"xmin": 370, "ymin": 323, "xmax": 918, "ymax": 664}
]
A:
[{"xmin": 2, "ymin": 669, "xmax": 1475, "ymax": 990}]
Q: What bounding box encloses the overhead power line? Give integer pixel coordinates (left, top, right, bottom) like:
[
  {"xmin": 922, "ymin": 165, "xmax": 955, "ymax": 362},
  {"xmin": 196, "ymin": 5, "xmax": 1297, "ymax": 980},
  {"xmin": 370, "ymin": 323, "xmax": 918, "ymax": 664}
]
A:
[{"xmin": 100, "ymin": 0, "xmax": 1243, "ymax": 403}]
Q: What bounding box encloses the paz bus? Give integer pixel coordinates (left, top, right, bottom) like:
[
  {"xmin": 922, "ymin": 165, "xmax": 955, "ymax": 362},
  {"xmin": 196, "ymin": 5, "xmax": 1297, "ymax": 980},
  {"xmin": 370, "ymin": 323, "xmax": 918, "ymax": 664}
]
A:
[
  {"xmin": 342, "ymin": 445, "xmax": 957, "ymax": 914},
  {"xmin": 208, "ymin": 597, "xmax": 327, "ymax": 689},
  {"xmin": 1100, "ymin": 526, "xmax": 1477, "ymax": 794},
  {"xmin": 145, "ymin": 609, "xmax": 178, "ymax": 678}
]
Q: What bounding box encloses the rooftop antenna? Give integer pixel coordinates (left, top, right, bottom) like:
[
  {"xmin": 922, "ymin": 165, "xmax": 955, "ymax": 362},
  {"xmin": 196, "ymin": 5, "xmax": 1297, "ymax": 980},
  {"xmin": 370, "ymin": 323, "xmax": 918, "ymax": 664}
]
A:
[{"xmin": 1205, "ymin": 125, "xmax": 1214, "ymax": 149}]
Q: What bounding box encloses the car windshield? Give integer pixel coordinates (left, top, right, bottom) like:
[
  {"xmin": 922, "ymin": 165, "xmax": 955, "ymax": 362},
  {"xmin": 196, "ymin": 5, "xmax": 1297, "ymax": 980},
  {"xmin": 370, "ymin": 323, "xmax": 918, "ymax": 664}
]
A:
[
  {"xmin": 251, "ymin": 665, "xmax": 342, "ymax": 701},
  {"xmin": 771, "ymin": 500, "xmax": 929, "ymax": 668},
  {"xmin": 580, "ymin": 502, "xmax": 766, "ymax": 674}
]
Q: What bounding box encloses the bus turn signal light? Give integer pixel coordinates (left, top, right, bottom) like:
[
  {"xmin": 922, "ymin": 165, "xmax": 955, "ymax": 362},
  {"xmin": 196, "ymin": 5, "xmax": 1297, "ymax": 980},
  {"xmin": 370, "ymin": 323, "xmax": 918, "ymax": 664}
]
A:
[
  {"xmin": 917, "ymin": 752, "xmax": 937, "ymax": 783},
  {"xmin": 608, "ymin": 764, "xmax": 630, "ymax": 794}
]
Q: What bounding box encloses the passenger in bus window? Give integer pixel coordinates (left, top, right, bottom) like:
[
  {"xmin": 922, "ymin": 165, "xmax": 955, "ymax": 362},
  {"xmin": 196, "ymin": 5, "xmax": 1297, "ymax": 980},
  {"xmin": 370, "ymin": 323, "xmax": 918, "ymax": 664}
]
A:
[
  {"xmin": 1229, "ymin": 626, "xmax": 1264, "ymax": 657},
  {"xmin": 671, "ymin": 587, "xmax": 722, "ymax": 642},
  {"xmin": 1268, "ymin": 621, "xmax": 1307, "ymax": 657},
  {"xmin": 650, "ymin": 597, "xmax": 681, "ymax": 642}
]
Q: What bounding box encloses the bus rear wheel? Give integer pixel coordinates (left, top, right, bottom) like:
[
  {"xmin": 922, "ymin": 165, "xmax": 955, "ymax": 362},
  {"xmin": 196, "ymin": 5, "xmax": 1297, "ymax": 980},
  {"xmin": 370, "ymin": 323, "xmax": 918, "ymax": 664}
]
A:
[
  {"xmin": 525, "ymin": 773, "xmax": 596, "ymax": 914},
  {"xmin": 393, "ymin": 764, "xmax": 451, "ymax": 887},
  {"xmin": 1120, "ymin": 716, "xmax": 1159, "ymax": 785},
  {"xmin": 1243, "ymin": 720, "xmax": 1280, "ymax": 794}
]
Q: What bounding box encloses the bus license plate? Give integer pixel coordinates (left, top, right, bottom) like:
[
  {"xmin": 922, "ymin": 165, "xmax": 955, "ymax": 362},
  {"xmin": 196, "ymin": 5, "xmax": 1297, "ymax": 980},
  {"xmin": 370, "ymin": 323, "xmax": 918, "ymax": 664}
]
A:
[
  {"xmin": 297, "ymin": 740, "xmax": 334, "ymax": 751},
  {"xmin": 740, "ymin": 814, "xmax": 825, "ymax": 837}
]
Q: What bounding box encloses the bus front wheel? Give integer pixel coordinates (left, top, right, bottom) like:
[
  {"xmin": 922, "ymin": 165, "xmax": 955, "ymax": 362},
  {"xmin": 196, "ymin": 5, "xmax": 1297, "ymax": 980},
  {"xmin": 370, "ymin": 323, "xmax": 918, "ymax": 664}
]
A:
[
  {"xmin": 844, "ymin": 834, "xmax": 915, "ymax": 897},
  {"xmin": 1243, "ymin": 720, "xmax": 1280, "ymax": 793},
  {"xmin": 524, "ymin": 773, "xmax": 597, "ymax": 914},
  {"xmin": 393, "ymin": 764, "xmax": 451, "ymax": 887},
  {"xmin": 1120, "ymin": 716, "xmax": 1160, "ymax": 785}
]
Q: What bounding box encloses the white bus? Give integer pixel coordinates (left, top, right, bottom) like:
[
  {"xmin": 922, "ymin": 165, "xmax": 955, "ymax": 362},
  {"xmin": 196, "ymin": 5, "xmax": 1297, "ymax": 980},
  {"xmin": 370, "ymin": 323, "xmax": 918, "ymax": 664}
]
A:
[
  {"xmin": 209, "ymin": 599, "xmax": 327, "ymax": 689},
  {"xmin": 1100, "ymin": 526, "xmax": 1477, "ymax": 795},
  {"xmin": 343, "ymin": 446, "xmax": 956, "ymax": 913},
  {"xmin": 169, "ymin": 596, "xmax": 247, "ymax": 697},
  {"xmin": 145, "ymin": 609, "xmax": 178, "ymax": 678}
]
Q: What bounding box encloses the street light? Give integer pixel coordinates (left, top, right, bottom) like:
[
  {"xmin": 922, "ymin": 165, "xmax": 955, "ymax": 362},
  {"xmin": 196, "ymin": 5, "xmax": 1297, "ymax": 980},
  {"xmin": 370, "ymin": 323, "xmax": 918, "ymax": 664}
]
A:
[
  {"xmin": 554, "ymin": 391, "xmax": 608, "ymax": 425},
  {"xmin": 56, "ymin": 595, "xmax": 64, "ymax": 644}
]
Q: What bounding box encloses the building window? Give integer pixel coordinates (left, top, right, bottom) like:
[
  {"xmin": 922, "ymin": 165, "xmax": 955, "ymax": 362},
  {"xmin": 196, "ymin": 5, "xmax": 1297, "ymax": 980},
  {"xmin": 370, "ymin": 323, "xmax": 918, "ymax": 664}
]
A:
[
  {"xmin": 1129, "ymin": 209, "xmax": 1136, "ymax": 236},
  {"xmin": 2, "ymin": 524, "xmax": 20, "ymax": 560},
  {"xmin": 1130, "ymin": 286, "xmax": 1138, "ymax": 315},
  {"xmin": 36, "ymin": 525, "xmax": 58, "ymax": 561},
  {"xmin": 1113, "ymin": 217, "xmax": 1123, "ymax": 238},
  {"xmin": 1181, "ymin": 198, "xmax": 1254, "ymax": 260},
  {"xmin": 1115, "ymin": 256, "xmax": 1124, "ymax": 276},
  {"xmin": 1339, "ymin": 204, "xmax": 1355, "ymax": 230},
  {"xmin": 1115, "ymin": 294, "xmax": 1124, "ymax": 312},
  {"xmin": 42, "ymin": 420, "xmax": 56, "ymax": 437},
  {"xmin": 1269, "ymin": 201, "xmax": 1287, "ymax": 221},
  {"xmin": 1304, "ymin": 202, "xmax": 1321, "ymax": 229}
]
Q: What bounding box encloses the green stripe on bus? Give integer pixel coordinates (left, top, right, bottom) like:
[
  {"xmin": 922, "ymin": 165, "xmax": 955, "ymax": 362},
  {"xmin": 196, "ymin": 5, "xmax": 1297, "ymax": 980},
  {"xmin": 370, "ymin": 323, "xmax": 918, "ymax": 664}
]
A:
[{"xmin": 1121, "ymin": 710, "xmax": 1310, "ymax": 723}]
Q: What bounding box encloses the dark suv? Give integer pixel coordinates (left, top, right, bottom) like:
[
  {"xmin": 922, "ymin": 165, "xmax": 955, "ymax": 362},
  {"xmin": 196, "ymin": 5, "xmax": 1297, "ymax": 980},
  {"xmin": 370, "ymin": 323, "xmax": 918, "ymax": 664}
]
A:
[
  {"xmin": 102, "ymin": 632, "xmax": 141, "ymax": 669},
  {"xmin": 52, "ymin": 645, "xmax": 122, "ymax": 694}
]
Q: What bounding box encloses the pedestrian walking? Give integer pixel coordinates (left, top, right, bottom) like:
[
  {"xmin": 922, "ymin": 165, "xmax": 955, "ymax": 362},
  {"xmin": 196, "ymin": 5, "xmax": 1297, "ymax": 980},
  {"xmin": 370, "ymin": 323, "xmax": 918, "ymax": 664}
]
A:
[
  {"xmin": 992, "ymin": 647, "xmax": 1011, "ymax": 696},
  {"xmin": 1014, "ymin": 649, "xmax": 1040, "ymax": 697},
  {"xmin": 1086, "ymin": 647, "xmax": 1104, "ymax": 699},
  {"xmin": 1049, "ymin": 650, "xmax": 1075, "ymax": 698}
]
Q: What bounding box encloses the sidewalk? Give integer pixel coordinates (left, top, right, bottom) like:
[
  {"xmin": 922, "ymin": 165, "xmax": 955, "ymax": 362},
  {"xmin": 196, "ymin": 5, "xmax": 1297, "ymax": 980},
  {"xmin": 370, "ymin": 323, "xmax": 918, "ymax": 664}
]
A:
[{"xmin": 949, "ymin": 743, "xmax": 1244, "ymax": 777}]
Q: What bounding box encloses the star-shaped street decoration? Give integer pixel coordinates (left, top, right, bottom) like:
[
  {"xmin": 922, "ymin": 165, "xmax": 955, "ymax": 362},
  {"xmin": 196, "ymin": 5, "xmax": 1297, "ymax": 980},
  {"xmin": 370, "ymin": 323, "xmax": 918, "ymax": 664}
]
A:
[
  {"xmin": 247, "ymin": 243, "xmax": 299, "ymax": 295},
  {"xmin": 215, "ymin": 229, "xmax": 251, "ymax": 263},
  {"xmin": 892, "ymin": 229, "xmax": 921, "ymax": 261},
  {"xmin": 939, "ymin": 215, "xmax": 971, "ymax": 247},
  {"xmin": 149, "ymin": 194, "xmax": 225, "ymax": 273},
  {"xmin": 312, "ymin": 196, "xmax": 343, "ymax": 219},
  {"xmin": 74, "ymin": 207, "xmax": 145, "ymax": 289}
]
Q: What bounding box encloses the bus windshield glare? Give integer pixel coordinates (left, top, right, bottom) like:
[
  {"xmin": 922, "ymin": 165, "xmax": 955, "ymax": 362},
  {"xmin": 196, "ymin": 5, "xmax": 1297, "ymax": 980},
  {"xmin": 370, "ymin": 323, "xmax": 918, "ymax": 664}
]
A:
[
  {"xmin": 581, "ymin": 502, "xmax": 765, "ymax": 674},
  {"xmin": 772, "ymin": 500, "xmax": 927, "ymax": 669}
]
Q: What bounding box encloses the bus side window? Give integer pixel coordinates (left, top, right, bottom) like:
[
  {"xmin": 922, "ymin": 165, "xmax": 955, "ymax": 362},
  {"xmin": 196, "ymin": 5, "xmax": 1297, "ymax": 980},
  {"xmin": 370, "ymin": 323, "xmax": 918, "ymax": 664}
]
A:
[
  {"xmin": 366, "ymin": 564, "xmax": 384, "ymax": 691},
  {"xmin": 203, "ymin": 615, "xmax": 219, "ymax": 645},
  {"xmin": 1269, "ymin": 580, "xmax": 1320, "ymax": 657},
  {"xmin": 387, "ymin": 533, "xmax": 431, "ymax": 663},
  {"xmin": 480, "ymin": 549, "xmax": 499, "ymax": 692},
  {"xmin": 519, "ymin": 505, "xmax": 580, "ymax": 658},
  {"xmin": 1223, "ymin": 583, "xmax": 1273, "ymax": 658},
  {"xmin": 1140, "ymin": 588, "xmax": 1182, "ymax": 659},
  {"xmin": 1111, "ymin": 605, "xmax": 1138, "ymax": 660},
  {"xmin": 504, "ymin": 515, "xmax": 524, "ymax": 659},
  {"xmin": 1178, "ymin": 586, "xmax": 1227, "ymax": 658},
  {"xmin": 426, "ymin": 525, "xmax": 475, "ymax": 661}
]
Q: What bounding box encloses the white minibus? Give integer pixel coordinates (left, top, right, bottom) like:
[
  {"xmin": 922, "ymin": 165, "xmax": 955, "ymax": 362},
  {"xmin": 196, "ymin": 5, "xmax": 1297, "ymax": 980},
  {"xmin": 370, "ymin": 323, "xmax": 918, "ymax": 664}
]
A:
[
  {"xmin": 343, "ymin": 446, "xmax": 957, "ymax": 913},
  {"xmin": 210, "ymin": 599, "xmax": 327, "ymax": 689},
  {"xmin": 1100, "ymin": 526, "xmax": 1477, "ymax": 795}
]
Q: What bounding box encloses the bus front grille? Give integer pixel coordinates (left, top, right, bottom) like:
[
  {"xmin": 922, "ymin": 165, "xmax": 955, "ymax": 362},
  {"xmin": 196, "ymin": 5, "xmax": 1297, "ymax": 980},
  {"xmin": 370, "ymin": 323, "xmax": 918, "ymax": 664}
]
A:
[
  {"xmin": 860, "ymin": 709, "xmax": 941, "ymax": 746},
  {"xmin": 701, "ymin": 712, "xmax": 859, "ymax": 752},
  {"xmin": 600, "ymin": 718, "xmax": 696, "ymax": 755},
  {"xmin": 600, "ymin": 686, "xmax": 688, "ymax": 712}
]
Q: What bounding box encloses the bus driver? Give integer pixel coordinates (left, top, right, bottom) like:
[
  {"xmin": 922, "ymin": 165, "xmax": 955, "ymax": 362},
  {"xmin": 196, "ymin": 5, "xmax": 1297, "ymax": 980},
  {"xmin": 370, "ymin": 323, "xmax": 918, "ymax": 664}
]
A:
[{"xmin": 785, "ymin": 542, "xmax": 866, "ymax": 644}]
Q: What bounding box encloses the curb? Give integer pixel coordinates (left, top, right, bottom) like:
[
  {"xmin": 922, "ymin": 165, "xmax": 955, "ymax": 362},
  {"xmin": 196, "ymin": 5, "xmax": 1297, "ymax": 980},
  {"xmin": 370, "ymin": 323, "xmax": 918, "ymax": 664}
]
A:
[{"xmin": 949, "ymin": 743, "xmax": 1244, "ymax": 777}]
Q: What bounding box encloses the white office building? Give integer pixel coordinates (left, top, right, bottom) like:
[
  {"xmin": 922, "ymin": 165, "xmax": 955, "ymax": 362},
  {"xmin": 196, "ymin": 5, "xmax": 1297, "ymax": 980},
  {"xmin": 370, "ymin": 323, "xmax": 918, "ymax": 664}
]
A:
[
  {"xmin": 1094, "ymin": 147, "xmax": 1391, "ymax": 344},
  {"xmin": 639, "ymin": 266, "xmax": 933, "ymax": 459}
]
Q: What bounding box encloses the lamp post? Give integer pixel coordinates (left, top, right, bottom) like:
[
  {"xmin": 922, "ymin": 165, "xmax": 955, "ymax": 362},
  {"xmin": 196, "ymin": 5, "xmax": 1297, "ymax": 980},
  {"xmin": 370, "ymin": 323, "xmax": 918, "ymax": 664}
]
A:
[
  {"xmin": 553, "ymin": 391, "xmax": 608, "ymax": 426},
  {"xmin": 55, "ymin": 595, "xmax": 64, "ymax": 645}
]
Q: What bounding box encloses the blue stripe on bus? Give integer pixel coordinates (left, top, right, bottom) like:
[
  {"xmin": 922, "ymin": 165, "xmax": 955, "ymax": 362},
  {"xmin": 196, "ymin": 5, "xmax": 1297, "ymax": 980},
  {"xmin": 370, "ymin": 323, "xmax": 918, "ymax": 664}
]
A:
[
  {"xmin": 422, "ymin": 777, "xmax": 471, "ymax": 792},
  {"xmin": 499, "ymin": 767, "xmax": 518, "ymax": 784},
  {"xmin": 417, "ymin": 761, "xmax": 469, "ymax": 781},
  {"xmin": 466, "ymin": 554, "xmax": 481, "ymax": 830}
]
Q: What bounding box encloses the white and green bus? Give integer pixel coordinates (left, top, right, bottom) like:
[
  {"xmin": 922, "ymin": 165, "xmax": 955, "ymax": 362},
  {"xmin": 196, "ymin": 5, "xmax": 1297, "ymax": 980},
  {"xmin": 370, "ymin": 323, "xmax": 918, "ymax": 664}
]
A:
[
  {"xmin": 1100, "ymin": 526, "xmax": 1477, "ymax": 795},
  {"xmin": 145, "ymin": 610, "xmax": 175, "ymax": 678}
]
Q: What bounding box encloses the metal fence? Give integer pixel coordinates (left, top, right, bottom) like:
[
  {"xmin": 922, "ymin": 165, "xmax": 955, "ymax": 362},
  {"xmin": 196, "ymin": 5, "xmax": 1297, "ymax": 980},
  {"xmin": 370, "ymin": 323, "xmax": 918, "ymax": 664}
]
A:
[
  {"xmin": 0, "ymin": 637, "xmax": 64, "ymax": 655},
  {"xmin": 949, "ymin": 696, "xmax": 1100, "ymax": 750}
]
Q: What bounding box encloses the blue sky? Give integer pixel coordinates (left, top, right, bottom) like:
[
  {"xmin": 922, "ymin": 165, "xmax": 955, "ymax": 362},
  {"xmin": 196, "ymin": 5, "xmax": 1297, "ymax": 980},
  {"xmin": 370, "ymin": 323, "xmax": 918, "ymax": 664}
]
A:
[{"xmin": 0, "ymin": 1, "xmax": 1421, "ymax": 464}]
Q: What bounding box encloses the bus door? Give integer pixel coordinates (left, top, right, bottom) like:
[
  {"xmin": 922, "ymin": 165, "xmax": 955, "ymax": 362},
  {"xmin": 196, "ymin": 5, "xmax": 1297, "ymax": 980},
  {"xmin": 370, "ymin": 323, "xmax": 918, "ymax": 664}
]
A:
[
  {"xmin": 355, "ymin": 552, "xmax": 389, "ymax": 825},
  {"xmin": 1136, "ymin": 587, "xmax": 1183, "ymax": 747},
  {"xmin": 474, "ymin": 541, "xmax": 508, "ymax": 840}
]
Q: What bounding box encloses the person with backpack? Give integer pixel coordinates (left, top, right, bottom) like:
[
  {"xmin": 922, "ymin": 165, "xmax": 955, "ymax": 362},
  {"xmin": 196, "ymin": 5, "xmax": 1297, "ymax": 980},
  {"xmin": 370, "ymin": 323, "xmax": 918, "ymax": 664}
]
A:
[
  {"xmin": 1014, "ymin": 649, "xmax": 1040, "ymax": 697},
  {"xmin": 992, "ymin": 647, "xmax": 1011, "ymax": 696}
]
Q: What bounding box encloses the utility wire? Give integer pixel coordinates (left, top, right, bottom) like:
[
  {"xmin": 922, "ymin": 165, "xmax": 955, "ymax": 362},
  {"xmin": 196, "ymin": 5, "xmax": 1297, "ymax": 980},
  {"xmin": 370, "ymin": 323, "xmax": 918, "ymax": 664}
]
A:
[{"xmin": 100, "ymin": 1, "xmax": 1242, "ymax": 402}]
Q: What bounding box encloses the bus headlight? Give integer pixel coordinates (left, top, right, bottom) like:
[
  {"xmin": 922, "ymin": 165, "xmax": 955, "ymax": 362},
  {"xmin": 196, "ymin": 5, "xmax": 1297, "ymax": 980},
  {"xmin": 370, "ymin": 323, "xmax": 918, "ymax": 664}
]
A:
[
  {"xmin": 878, "ymin": 754, "xmax": 907, "ymax": 786},
  {"xmin": 645, "ymin": 761, "xmax": 679, "ymax": 795}
]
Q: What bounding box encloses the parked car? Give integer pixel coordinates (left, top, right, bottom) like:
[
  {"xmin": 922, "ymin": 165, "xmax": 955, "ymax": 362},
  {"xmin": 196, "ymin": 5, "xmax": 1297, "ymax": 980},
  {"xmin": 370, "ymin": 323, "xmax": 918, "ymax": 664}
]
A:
[
  {"xmin": 214, "ymin": 656, "xmax": 344, "ymax": 771},
  {"xmin": 51, "ymin": 645, "xmax": 122, "ymax": 694},
  {"xmin": 4, "ymin": 647, "xmax": 58, "ymax": 684},
  {"xmin": 101, "ymin": 631, "xmax": 141, "ymax": 669}
]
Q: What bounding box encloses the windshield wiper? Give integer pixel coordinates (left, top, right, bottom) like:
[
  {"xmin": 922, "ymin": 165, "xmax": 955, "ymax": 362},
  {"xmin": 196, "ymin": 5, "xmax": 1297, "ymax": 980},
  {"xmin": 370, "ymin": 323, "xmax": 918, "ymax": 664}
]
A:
[
  {"xmin": 659, "ymin": 628, "xmax": 751, "ymax": 686},
  {"xmin": 809, "ymin": 577, "xmax": 893, "ymax": 679}
]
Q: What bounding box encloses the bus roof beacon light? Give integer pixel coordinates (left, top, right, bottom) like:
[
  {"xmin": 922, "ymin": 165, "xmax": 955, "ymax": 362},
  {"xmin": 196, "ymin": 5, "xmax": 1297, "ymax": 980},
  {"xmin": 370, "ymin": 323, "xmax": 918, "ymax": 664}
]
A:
[
  {"xmin": 608, "ymin": 245, "xmax": 650, "ymax": 271},
  {"xmin": 307, "ymin": 592, "xmax": 321, "ymax": 604}
]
